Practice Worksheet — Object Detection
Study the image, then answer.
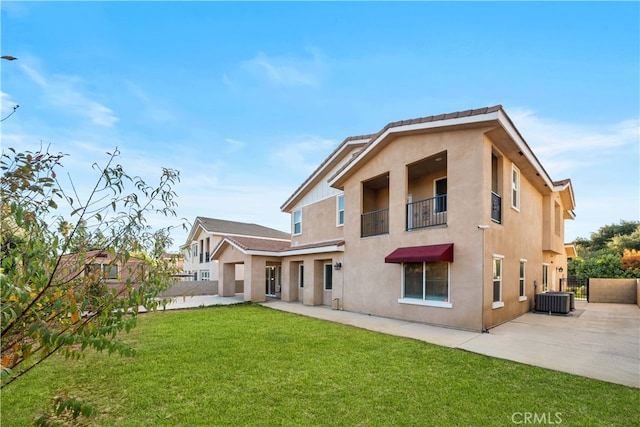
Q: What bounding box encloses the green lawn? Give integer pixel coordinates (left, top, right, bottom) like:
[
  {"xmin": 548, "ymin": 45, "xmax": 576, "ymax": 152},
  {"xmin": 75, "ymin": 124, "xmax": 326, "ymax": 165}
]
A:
[{"xmin": 2, "ymin": 304, "xmax": 638, "ymax": 426}]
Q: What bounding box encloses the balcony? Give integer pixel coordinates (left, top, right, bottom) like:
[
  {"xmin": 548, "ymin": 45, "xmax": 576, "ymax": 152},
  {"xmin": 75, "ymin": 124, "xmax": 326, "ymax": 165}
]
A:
[
  {"xmin": 407, "ymin": 195, "xmax": 447, "ymax": 230},
  {"xmin": 491, "ymin": 192, "xmax": 502, "ymax": 224},
  {"xmin": 361, "ymin": 208, "xmax": 389, "ymax": 237}
]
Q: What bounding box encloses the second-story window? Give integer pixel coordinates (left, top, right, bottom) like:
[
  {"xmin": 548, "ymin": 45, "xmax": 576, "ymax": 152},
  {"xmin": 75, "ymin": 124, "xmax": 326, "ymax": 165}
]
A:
[
  {"xmin": 337, "ymin": 194, "xmax": 345, "ymax": 226},
  {"xmin": 192, "ymin": 243, "xmax": 198, "ymax": 261},
  {"xmin": 293, "ymin": 209, "xmax": 302, "ymax": 235},
  {"xmin": 511, "ymin": 165, "xmax": 520, "ymax": 211}
]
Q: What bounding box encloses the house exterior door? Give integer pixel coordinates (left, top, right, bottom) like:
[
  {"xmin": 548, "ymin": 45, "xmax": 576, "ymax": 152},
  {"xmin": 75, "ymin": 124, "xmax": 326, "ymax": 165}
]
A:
[{"xmin": 265, "ymin": 266, "xmax": 281, "ymax": 297}]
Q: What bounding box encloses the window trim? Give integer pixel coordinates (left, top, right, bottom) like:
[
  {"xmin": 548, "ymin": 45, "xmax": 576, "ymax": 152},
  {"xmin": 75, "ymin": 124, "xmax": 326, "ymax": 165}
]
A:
[
  {"xmin": 298, "ymin": 264, "xmax": 304, "ymax": 288},
  {"xmin": 492, "ymin": 254, "xmax": 504, "ymax": 309},
  {"xmin": 519, "ymin": 259, "xmax": 527, "ymax": 302},
  {"xmin": 336, "ymin": 194, "xmax": 345, "ymax": 227},
  {"xmin": 323, "ymin": 263, "xmax": 333, "ymax": 291},
  {"xmin": 293, "ymin": 209, "xmax": 302, "ymax": 236},
  {"xmin": 542, "ymin": 263, "xmax": 550, "ymax": 292},
  {"xmin": 398, "ymin": 261, "xmax": 452, "ymax": 309},
  {"xmin": 434, "ymin": 176, "xmax": 448, "ymax": 214},
  {"xmin": 86, "ymin": 263, "xmax": 119, "ymax": 281},
  {"xmin": 105, "ymin": 264, "xmax": 118, "ymax": 280},
  {"xmin": 511, "ymin": 164, "xmax": 521, "ymax": 211}
]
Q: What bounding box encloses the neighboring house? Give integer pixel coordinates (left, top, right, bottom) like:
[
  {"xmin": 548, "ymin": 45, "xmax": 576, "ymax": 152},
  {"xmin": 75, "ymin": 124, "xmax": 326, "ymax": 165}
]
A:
[
  {"xmin": 59, "ymin": 249, "xmax": 147, "ymax": 294},
  {"xmin": 180, "ymin": 217, "xmax": 291, "ymax": 287},
  {"xmin": 212, "ymin": 105, "xmax": 576, "ymax": 331},
  {"xmin": 159, "ymin": 252, "xmax": 185, "ymax": 276}
]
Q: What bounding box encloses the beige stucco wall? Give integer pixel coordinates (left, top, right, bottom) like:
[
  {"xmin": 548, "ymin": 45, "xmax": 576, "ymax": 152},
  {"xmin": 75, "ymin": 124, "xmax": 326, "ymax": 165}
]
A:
[
  {"xmin": 161, "ymin": 280, "xmax": 219, "ymax": 297},
  {"xmin": 329, "ymin": 128, "xmax": 564, "ymax": 331},
  {"xmin": 290, "ymin": 195, "xmax": 345, "ymax": 247},
  {"xmin": 160, "ymin": 280, "xmax": 244, "ymax": 297},
  {"xmin": 280, "ymin": 252, "xmax": 344, "ymax": 306},
  {"xmin": 589, "ymin": 278, "xmax": 638, "ymax": 304},
  {"xmin": 542, "ymin": 192, "xmax": 566, "ymax": 254},
  {"xmin": 337, "ymin": 129, "xmax": 486, "ymax": 330}
]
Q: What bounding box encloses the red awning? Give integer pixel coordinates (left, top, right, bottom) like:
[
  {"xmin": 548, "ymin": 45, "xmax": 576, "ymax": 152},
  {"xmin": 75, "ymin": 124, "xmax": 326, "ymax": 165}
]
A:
[{"xmin": 385, "ymin": 243, "xmax": 454, "ymax": 263}]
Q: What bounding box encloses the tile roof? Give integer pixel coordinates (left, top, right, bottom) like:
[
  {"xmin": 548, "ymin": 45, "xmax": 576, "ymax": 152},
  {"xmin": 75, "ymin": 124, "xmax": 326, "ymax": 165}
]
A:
[
  {"xmin": 286, "ymin": 239, "xmax": 345, "ymax": 251},
  {"xmin": 282, "ymin": 106, "xmax": 508, "ymax": 212},
  {"xmin": 328, "ymin": 105, "xmax": 504, "ymax": 186},
  {"xmin": 224, "ymin": 235, "xmax": 293, "ymax": 252},
  {"xmin": 380, "ymin": 105, "xmax": 502, "ymax": 133},
  {"xmin": 196, "ymin": 217, "xmax": 290, "ymax": 240},
  {"xmin": 226, "ymin": 236, "xmax": 344, "ymax": 253}
]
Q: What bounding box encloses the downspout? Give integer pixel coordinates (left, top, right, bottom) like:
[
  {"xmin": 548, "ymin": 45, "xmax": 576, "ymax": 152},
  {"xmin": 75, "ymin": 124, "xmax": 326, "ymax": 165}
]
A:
[
  {"xmin": 478, "ymin": 225, "xmax": 490, "ymax": 333},
  {"xmin": 341, "ymin": 256, "xmax": 345, "ymax": 310}
]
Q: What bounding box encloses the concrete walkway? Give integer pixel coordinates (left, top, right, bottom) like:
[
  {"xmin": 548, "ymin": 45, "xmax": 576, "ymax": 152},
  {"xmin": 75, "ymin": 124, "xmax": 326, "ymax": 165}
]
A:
[{"xmin": 151, "ymin": 295, "xmax": 640, "ymax": 388}]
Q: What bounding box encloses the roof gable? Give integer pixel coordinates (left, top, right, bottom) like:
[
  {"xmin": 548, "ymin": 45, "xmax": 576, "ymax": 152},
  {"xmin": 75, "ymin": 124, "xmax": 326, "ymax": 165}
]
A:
[
  {"xmin": 280, "ymin": 135, "xmax": 371, "ymax": 212},
  {"xmin": 183, "ymin": 216, "xmax": 289, "ymax": 247}
]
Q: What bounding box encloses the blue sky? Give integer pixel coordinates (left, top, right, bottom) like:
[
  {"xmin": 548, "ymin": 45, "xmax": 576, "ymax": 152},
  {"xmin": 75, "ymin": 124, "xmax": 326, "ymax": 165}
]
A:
[{"xmin": 1, "ymin": 1, "xmax": 638, "ymax": 251}]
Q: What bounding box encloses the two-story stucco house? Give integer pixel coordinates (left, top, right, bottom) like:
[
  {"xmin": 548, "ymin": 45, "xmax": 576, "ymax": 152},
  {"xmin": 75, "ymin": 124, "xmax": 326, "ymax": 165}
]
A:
[
  {"xmin": 212, "ymin": 105, "xmax": 576, "ymax": 331},
  {"xmin": 181, "ymin": 216, "xmax": 291, "ymax": 285}
]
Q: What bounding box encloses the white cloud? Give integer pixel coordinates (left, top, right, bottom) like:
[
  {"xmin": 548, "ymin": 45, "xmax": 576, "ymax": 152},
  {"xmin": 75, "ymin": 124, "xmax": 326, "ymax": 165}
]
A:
[
  {"xmin": 1, "ymin": 91, "xmax": 19, "ymax": 115},
  {"xmin": 243, "ymin": 49, "xmax": 326, "ymax": 87},
  {"xmin": 19, "ymin": 63, "xmax": 48, "ymax": 88},
  {"xmin": 270, "ymin": 135, "xmax": 336, "ymax": 175},
  {"xmin": 224, "ymin": 138, "xmax": 245, "ymax": 152},
  {"xmin": 0, "ymin": 1, "xmax": 29, "ymax": 17},
  {"xmin": 19, "ymin": 63, "xmax": 118, "ymax": 128},
  {"xmin": 509, "ymin": 108, "xmax": 640, "ymax": 177},
  {"xmin": 125, "ymin": 80, "xmax": 175, "ymax": 124},
  {"xmin": 508, "ymin": 108, "xmax": 639, "ymax": 241}
]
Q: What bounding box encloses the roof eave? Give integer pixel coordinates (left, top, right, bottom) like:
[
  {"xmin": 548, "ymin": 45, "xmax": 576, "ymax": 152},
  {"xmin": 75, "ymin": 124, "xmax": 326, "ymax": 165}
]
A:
[
  {"xmin": 496, "ymin": 109, "xmax": 556, "ymax": 190},
  {"xmin": 279, "ymin": 243, "xmax": 345, "ymax": 256},
  {"xmin": 329, "ymin": 109, "xmax": 504, "ymax": 188}
]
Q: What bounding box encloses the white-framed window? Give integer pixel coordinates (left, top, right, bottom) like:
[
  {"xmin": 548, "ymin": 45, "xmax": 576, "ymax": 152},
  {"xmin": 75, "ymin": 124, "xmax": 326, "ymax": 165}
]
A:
[
  {"xmin": 293, "ymin": 209, "xmax": 302, "ymax": 235},
  {"xmin": 399, "ymin": 261, "xmax": 451, "ymax": 308},
  {"xmin": 192, "ymin": 243, "xmax": 198, "ymax": 261},
  {"xmin": 511, "ymin": 165, "xmax": 520, "ymax": 211},
  {"xmin": 298, "ymin": 264, "xmax": 304, "ymax": 288},
  {"xmin": 86, "ymin": 263, "xmax": 119, "ymax": 280},
  {"xmin": 200, "ymin": 270, "xmax": 210, "ymax": 281},
  {"xmin": 337, "ymin": 194, "xmax": 345, "ymax": 226},
  {"xmin": 519, "ymin": 259, "xmax": 527, "ymax": 301},
  {"xmin": 492, "ymin": 255, "xmax": 504, "ymax": 308},
  {"xmin": 324, "ymin": 263, "xmax": 333, "ymax": 290},
  {"xmin": 542, "ymin": 264, "xmax": 549, "ymax": 292}
]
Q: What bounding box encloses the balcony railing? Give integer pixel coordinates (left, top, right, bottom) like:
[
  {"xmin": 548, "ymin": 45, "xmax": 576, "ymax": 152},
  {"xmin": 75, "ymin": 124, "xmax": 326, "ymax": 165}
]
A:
[
  {"xmin": 361, "ymin": 208, "xmax": 389, "ymax": 237},
  {"xmin": 406, "ymin": 195, "xmax": 447, "ymax": 230},
  {"xmin": 491, "ymin": 192, "xmax": 502, "ymax": 224}
]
